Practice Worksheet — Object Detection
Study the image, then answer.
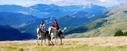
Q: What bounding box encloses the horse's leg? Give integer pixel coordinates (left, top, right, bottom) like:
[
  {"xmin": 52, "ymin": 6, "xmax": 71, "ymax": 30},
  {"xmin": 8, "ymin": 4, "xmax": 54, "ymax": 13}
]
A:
[
  {"xmin": 41, "ymin": 33, "xmax": 46, "ymax": 45},
  {"xmin": 47, "ymin": 36, "xmax": 50, "ymax": 45},
  {"xmin": 37, "ymin": 37, "xmax": 40, "ymax": 46},
  {"xmin": 55, "ymin": 37, "xmax": 58, "ymax": 45},
  {"xmin": 60, "ymin": 38, "xmax": 62, "ymax": 45},
  {"xmin": 46, "ymin": 39, "xmax": 49, "ymax": 45},
  {"xmin": 49, "ymin": 37, "xmax": 54, "ymax": 45},
  {"xmin": 43, "ymin": 36, "xmax": 47, "ymax": 45},
  {"xmin": 36, "ymin": 38, "xmax": 39, "ymax": 46},
  {"xmin": 60, "ymin": 34, "xmax": 63, "ymax": 45},
  {"xmin": 51, "ymin": 37, "xmax": 54, "ymax": 45},
  {"xmin": 40, "ymin": 39, "xmax": 43, "ymax": 46},
  {"xmin": 42, "ymin": 38, "xmax": 46, "ymax": 46},
  {"xmin": 48, "ymin": 36, "xmax": 54, "ymax": 45},
  {"xmin": 50, "ymin": 33, "xmax": 54, "ymax": 45},
  {"xmin": 50, "ymin": 40, "xmax": 54, "ymax": 45},
  {"xmin": 46, "ymin": 34, "xmax": 50, "ymax": 45},
  {"xmin": 44, "ymin": 35, "xmax": 47, "ymax": 45},
  {"xmin": 47, "ymin": 39, "xmax": 51, "ymax": 45},
  {"xmin": 36, "ymin": 35, "xmax": 41, "ymax": 46},
  {"xmin": 55, "ymin": 32, "xmax": 58, "ymax": 45}
]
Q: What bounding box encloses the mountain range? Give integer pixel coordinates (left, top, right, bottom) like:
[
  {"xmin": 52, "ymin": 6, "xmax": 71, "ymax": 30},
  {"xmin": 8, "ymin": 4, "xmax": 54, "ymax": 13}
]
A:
[{"xmin": 0, "ymin": 4, "xmax": 108, "ymax": 40}]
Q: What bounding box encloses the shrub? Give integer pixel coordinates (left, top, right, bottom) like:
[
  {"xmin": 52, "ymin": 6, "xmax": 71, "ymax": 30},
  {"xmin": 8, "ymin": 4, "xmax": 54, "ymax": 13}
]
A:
[
  {"xmin": 114, "ymin": 30, "xmax": 124, "ymax": 36},
  {"xmin": 123, "ymin": 31, "xmax": 127, "ymax": 36}
]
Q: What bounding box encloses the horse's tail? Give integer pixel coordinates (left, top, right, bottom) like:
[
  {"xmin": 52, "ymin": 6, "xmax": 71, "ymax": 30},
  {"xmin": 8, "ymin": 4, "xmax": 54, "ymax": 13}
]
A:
[{"xmin": 37, "ymin": 28, "xmax": 39, "ymax": 34}]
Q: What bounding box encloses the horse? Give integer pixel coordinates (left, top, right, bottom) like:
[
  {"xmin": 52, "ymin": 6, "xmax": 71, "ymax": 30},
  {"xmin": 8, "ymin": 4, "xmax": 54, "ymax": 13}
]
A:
[
  {"xmin": 48, "ymin": 27, "xmax": 67, "ymax": 45},
  {"xmin": 36, "ymin": 27, "xmax": 52, "ymax": 46}
]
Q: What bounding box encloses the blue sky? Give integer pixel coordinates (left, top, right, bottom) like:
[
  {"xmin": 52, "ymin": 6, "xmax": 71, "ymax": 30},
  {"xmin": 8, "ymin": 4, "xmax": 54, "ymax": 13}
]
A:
[{"xmin": 0, "ymin": 0, "xmax": 127, "ymax": 7}]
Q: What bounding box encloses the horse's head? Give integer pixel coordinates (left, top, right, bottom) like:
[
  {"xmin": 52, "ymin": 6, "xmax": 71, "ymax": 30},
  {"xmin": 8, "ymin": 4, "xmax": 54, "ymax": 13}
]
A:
[{"xmin": 61, "ymin": 27, "xmax": 67, "ymax": 32}]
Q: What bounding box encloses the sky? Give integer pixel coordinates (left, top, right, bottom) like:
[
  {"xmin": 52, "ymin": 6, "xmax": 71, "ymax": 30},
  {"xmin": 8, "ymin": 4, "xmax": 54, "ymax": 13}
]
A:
[{"xmin": 0, "ymin": 0, "xmax": 127, "ymax": 7}]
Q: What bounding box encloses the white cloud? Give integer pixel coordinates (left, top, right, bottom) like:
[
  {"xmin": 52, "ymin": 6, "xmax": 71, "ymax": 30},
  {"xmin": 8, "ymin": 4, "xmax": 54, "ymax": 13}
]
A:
[
  {"xmin": 0, "ymin": 0, "xmax": 126, "ymax": 7},
  {"xmin": 99, "ymin": 0, "xmax": 117, "ymax": 3},
  {"xmin": 99, "ymin": 0, "xmax": 105, "ymax": 2}
]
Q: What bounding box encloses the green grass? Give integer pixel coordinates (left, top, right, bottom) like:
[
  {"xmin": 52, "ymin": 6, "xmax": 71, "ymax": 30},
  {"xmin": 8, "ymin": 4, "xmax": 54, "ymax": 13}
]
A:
[
  {"xmin": 0, "ymin": 47, "xmax": 20, "ymax": 51},
  {"xmin": 0, "ymin": 43, "xmax": 127, "ymax": 51}
]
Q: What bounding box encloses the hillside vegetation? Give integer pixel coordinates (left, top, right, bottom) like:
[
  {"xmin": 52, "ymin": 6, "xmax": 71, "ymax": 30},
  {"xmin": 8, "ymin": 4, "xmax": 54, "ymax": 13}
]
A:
[{"xmin": 67, "ymin": 4, "xmax": 127, "ymax": 37}]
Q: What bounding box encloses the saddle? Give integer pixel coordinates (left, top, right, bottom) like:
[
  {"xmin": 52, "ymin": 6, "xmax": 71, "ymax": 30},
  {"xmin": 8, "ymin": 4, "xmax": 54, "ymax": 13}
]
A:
[{"xmin": 39, "ymin": 28, "xmax": 45, "ymax": 33}]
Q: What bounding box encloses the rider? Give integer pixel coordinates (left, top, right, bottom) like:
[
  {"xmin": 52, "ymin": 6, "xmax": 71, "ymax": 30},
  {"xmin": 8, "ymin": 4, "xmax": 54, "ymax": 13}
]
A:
[
  {"xmin": 39, "ymin": 20, "xmax": 46, "ymax": 32},
  {"xmin": 53, "ymin": 19, "xmax": 59, "ymax": 30}
]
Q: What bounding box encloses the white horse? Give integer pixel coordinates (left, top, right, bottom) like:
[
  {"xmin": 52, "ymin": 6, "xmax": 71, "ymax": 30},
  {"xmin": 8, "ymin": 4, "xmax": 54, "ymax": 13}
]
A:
[
  {"xmin": 36, "ymin": 24, "xmax": 52, "ymax": 46},
  {"xmin": 36, "ymin": 27, "xmax": 46, "ymax": 45},
  {"xmin": 48, "ymin": 26, "xmax": 67, "ymax": 45}
]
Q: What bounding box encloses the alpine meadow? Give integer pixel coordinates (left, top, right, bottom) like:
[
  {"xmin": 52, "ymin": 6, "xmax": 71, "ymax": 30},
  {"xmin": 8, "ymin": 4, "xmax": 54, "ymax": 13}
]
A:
[{"xmin": 0, "ymin": 0, "xmax": 127, "ymax": 51}]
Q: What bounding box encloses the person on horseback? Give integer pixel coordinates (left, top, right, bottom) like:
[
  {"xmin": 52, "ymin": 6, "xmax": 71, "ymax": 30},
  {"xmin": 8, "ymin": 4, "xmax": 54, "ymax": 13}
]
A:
[
  {"xmin": 36, "ymin": 20, "xmax": 46, "ymax": 45},
  {"xmin": 51, "ymin": 19, "xmax": 66, "ymax": 45},
  {"xmin": 53, "ymin": 19, "xmax": 59, "ymax": 30},
  {"xmin": 39, "ymin": 20, "xmax": 46, "ymax": 32}
]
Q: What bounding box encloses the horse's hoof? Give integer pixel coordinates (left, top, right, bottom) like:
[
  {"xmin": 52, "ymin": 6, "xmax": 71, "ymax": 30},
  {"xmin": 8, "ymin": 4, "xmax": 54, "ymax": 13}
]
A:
[
  {"xmin": 36, "ymin": 44, "xmax": 40, "ymax": 46},
  {"xmin": 48, "ymin": 43, "xmax": 54, "ymax": 46},
  {"xmin": 60, "ymin": 43, "xmax": 63, "ymax": 45}
]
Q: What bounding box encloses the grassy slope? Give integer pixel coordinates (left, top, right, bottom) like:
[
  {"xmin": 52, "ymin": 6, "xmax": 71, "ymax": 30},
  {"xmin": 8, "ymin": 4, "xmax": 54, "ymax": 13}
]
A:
[
  {"xmin": 67, "ymin": 4, "xmax": 127, "ymax": 37},
  {"xmin": 0, "ymin": 37, "xmax": 127, "ymax": 51}
]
